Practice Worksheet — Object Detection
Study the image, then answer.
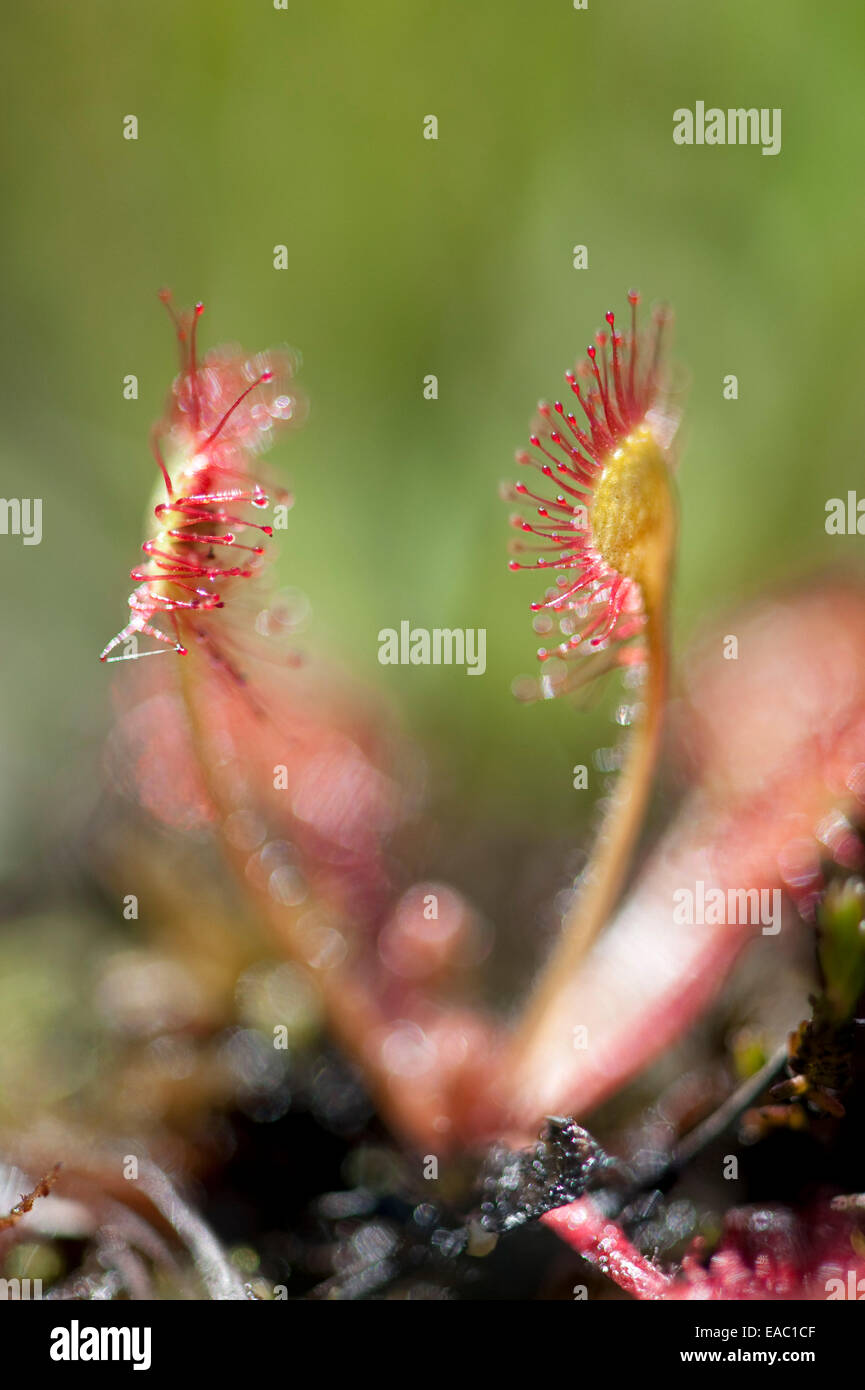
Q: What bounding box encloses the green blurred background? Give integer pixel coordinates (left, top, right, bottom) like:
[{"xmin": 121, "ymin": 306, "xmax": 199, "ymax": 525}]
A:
[{"xmin": 3, "ymin": 0, "xmax": 865, "ymax": 875}]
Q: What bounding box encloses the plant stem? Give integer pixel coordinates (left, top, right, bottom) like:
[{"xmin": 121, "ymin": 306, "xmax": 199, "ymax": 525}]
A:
[
  {"xmin": 174, "ymin": 645, "xmax": 451, "ymax": 1151},
  {"xmin": 505, "ymin": 602, "xmax": 669, "ymax": 1087},
  {"xmin": 605, "ymin": 1042, "xmax": 790, "ymax": 1220}
]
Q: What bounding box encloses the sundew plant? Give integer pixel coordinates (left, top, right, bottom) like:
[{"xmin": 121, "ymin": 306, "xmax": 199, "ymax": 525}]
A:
[
  {"xmin": 3, "ymin": 0, "xmax": 865, "ymax": 1330},
  {"xmin": 4, "ymin": 284, "xmax": 865, "ymax": 1307}
]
